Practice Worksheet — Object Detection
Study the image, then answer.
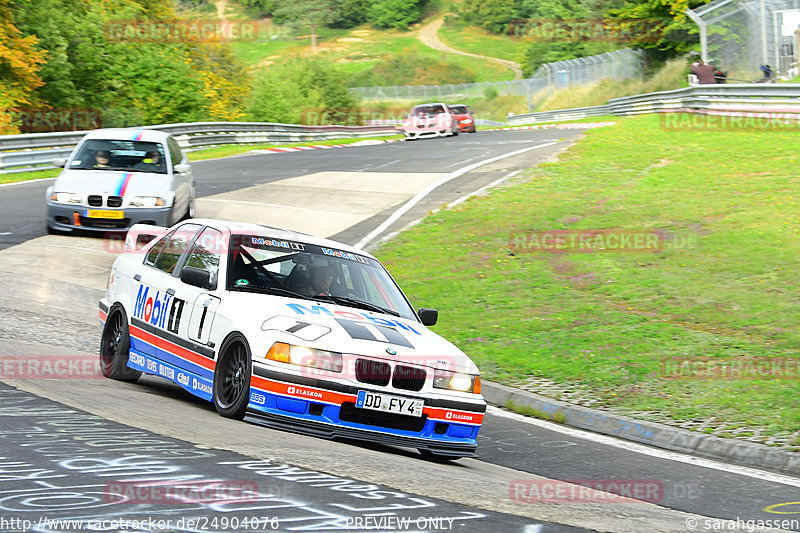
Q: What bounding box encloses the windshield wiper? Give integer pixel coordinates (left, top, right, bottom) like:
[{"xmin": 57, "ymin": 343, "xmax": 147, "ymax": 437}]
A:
[
  {"xmin": 234, "ymin": 285, "xmax": 304, "ymax": 299},
  {"xmin": 313, "ymin": 295, "xmax": 400, "ymax": 317}
]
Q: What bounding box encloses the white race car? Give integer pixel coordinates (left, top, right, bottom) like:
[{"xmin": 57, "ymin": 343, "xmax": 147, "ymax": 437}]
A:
[
  {"xmin": 400, "ymin": 103, "xmax": 458, "ymax": 140},
  {"xmin": 99, "ymin": 219, "xmax": 485, "ymax": 458},
  {"xmin": 46, "ymin": 128, "xmax": 195, "ymax": 234}
]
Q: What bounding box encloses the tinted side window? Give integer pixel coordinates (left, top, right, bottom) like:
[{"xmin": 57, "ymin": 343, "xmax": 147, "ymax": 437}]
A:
[
  {"xmin": 152, "ymin": 224, "xmax": 202, "ymax": 274},
  {"xmin": 144, "ymin": 235, "xmax": 168, "ymax": 266},
  {"xmin": 182, "ymin": 227, "xmax": 223, "ymax": 289}
]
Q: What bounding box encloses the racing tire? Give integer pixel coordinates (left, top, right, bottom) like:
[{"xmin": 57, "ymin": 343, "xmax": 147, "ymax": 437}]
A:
[
  {"xmin": 213, "ymin": 334, "xmax": 252, "ymax": 420},
  {"xmin": 99, "ymin": 307, "xmax": 142, "ymax": 382}
]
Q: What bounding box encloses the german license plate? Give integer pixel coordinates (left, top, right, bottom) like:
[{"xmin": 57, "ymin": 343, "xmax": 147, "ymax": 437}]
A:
[
  {"xmin": 356, "ymin": 390, "xmax": 423, "ymax": 417},
  {"xmin": 84, "ymin": 209, "xmax": 123, "ymax": 219}
]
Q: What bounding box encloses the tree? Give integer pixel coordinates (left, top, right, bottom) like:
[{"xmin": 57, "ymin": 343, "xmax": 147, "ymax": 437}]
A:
[
  {"xmin": 12, "ymin": 0, "xmax": 249, "ymax": 127},
  {"xmin": 274, "ymin": 0, "xmax": 339, "ymax": 51},
  {"xmin": 460, "ymin": 0, "xmax": 518, "ymax": 33},
  {"xmin": 605, "ymin": 0, "xmax": 712, "ymax": 63},
  {"xmin": 238, "ymin": 0, "xmax": 276, "ymax": 17},
  {"xmin": 247, "ymin": 57, "xmax": 358, "ymax": 124},
  {"xmin": 369, "ymin": 0, "xmax": 428, "ymax": 29},
  {"xmin": 330, "ymin": 0, "xmax": 371, "ymax": 28},
  {"xmin": 0, "ymin": 0, "xmax": 46, "ymax": 133}
]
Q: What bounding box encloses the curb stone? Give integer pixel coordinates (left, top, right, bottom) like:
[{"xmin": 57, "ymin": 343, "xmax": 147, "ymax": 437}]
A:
[{"xmin": 481, "ymin": 380, "xmax": 800, "ymax": 477}]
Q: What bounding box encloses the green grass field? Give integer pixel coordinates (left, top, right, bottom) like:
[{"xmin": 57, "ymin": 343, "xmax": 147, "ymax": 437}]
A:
[
  {"xmin": 230, "ymin": 24, "xmax": 511, "ymax": 83},
  {"xmin": 374, "ymin": 114, "xmax": 800, "ymax": 444},
  {"xmin": 437, "ymin": 22, "xmax": 525, "ymax": 64}
]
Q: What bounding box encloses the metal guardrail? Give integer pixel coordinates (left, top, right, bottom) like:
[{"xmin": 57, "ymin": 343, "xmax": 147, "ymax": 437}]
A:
[
  {"xmin": 0, "ymin": 122, "xmax": 398, "ymax": 174},
  {"xmin": 507, "ymin": 84, "xmax": 800, "ymax": 124}
]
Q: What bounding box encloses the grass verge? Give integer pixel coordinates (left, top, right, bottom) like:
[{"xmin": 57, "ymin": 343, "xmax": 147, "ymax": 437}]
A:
[
  {"xmin": 506, "ymin": 399, "xmax": 567, "ymax": 424},
  {"xmin": 0, "ymin": 168, "xmax": 60, "ymax": 185},
  {"xmin": 537, "ymin": 58, "xmax": 689, "ymax": 112},
  {"xmin": 375, "ymin": 113, "xmax": 800, "ymax": 441}
]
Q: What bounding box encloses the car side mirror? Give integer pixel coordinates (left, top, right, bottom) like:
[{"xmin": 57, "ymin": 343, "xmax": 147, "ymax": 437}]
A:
[
  {"xmin": 181, "ymin": 266, "xmax": 211, "ymax": 289},
  {"xmin": 53, "ymin": 158, "xmax": 66, "ymax": 168},
  {"xmin": 174, "ymin": 163, "xmax": 191, "ymax": 174},
  {"xmin": 418, "ymin": 308, "xmax": 438, "ymax": 326}
]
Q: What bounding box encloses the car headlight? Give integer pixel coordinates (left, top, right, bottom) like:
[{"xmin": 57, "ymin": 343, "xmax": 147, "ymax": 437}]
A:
[
  {"xmin": 129, "ymin": 196, "xmax": 166, "ymax": 207},
  {"xmin": 266, "ymin": 342, "xmax": 343, "ymax": 372},
  {"xmin": 50, "ymin": 192, "xmax": 82, "ymax": 204},
  {"xmin": 460, "ymin": 119, "xmax": 473, "ymax": 124},
  {"xmin": 433, "ymin": 369, "xmax": 480, "ymax": 393}
]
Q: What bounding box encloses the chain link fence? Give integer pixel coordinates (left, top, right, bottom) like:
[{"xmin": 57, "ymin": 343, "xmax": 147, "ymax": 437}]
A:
[
  {"xmin": 691, "ymin": 0, "xmax": 800, "ymax": 80},
  {"xmin": 349, "ymin": 49, "xmax": 645, "ymax": 104}
]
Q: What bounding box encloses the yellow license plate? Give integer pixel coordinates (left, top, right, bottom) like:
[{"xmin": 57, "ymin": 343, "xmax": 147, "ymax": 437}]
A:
[{"xmin": 84, "ymin": 209, "xmax": 124, "ymax": 219}]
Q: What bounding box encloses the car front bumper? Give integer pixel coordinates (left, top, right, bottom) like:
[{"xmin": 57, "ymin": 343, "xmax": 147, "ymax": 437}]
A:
[
  {"xmin": 46, "ymin": 201, "xmax": 171, "ymax": 233},
  {"xmin": 403, "ymin": 129, "xmax": 451, "ymax": 140},
  {"xmin": 246, "ymin": 364, "xmax": 484, "ymax": 457}
]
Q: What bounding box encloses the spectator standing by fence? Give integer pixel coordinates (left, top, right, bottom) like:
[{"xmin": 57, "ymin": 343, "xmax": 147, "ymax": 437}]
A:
[{"xmin": 691, "ymin": 59, "xmax": 718, "ymax": 84}]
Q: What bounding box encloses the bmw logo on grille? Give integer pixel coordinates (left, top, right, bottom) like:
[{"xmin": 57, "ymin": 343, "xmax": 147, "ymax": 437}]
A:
[{"xmin": 385, "ymin": 347, "xmax": 397, "ymax": 355}]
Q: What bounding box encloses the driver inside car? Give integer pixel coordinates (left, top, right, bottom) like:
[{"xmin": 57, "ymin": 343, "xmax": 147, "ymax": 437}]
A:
[{"xmin": 300, "ymin": 265, "xmax": 334, "ymax": 297}]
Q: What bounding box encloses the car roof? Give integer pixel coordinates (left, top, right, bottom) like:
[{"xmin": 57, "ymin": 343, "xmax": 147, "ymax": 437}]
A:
[
  {"xmin": 81, "ymin": 128, "xmax": 172, "ymax": 143},
  {"xmin": 412, "ymin": 103, "xmax": 449, "ymax": 109},
  {"xmin": 187, "ymin": 218, "xmax": 378, "ymax": 260}
]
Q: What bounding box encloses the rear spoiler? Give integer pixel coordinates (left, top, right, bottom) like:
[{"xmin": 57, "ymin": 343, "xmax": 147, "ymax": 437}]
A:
[{"xmin": 124, "ymin": 224, "xmax": 170, "ymax": 252}]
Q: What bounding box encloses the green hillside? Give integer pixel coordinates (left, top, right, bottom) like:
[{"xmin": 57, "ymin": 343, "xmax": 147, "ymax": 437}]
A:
[{"xmin": 2, "ymin": 0, "xmax": 704, "ymax": 132}]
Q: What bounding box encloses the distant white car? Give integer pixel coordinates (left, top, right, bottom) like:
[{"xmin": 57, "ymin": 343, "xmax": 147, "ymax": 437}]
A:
[
  {"xmin": 401, "ymin": 103, "xmax": 458, "ymax": 140},
  {"xmin": 99, "ymin": 219, "xmax": 486, "ymax": 459},
  {"xmin": 46, "ymin": 128, "xmax": 195, "ymax": 234}
]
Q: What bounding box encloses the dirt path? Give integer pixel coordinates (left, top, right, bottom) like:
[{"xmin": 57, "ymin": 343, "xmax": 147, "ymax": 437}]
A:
[
  {"xmin": 417, "ymin": 17, "xmax": 523, "ymax": 80},
  {"xmin": 215, "ymin": 0, "xmax": 227, "ymax": 19}
]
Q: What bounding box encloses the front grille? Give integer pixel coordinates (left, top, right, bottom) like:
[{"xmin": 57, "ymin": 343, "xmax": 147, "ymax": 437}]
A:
[
  {"xmin": 107, "ymin": 196, "xmax": 123, "ymax": 208},
  {"xmin": 79, "ymin": 216, "xmax": 130, "ymax": 229},
  {"xmin": 88, "ymin": 195, "xmax": 102, "ymax": 207},
  {"xmin": 392, "ymin": 365, "xmax": 426, "ymax": 392},
  {"xmin": 355, "ymin": 359, "xmax": 391, "ymax": 386},
  {"xmin": 339, "ymin": 402, "xmax": 427, "ymax": 432}
]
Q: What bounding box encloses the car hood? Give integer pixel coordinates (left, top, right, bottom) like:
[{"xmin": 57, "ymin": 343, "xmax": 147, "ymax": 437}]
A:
[
  {"xmin": 403, "ymin": 114, "xmax": 451, "ymax": 132},
  {"xmin": 53, "ymin": 169, "xmax": 171, "ymax": 197},
  {"xmin": 227, "ymin": 293, "xmax": 479, "ymax": 374}
]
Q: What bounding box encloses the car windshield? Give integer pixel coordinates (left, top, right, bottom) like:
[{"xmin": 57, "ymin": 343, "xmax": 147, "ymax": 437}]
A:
[
  {"xmin": 449, "ymin": 105, "xmax": 468, "ymax": 114},
  {"xmin": 412, "ymin": 105, "xmax": 445, "ymax": 117},
  {"xmin": 69, "ymin": 139, "xmax": 168, "ymax": 174},
  {"xmin": 227, "ymin": 234, "xmax": 418, "ymax": 320}
]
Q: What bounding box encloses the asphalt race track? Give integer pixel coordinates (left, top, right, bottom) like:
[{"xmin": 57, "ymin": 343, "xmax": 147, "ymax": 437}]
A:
[{"xmin": 1, "ymin": 130, "xmax": 798, "ymax": 533}]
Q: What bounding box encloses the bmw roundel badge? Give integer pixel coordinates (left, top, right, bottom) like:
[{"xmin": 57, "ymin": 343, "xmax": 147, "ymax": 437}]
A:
[{"xmin": 386, "ymin": 347, "xmax": 397, "ymax": 355}]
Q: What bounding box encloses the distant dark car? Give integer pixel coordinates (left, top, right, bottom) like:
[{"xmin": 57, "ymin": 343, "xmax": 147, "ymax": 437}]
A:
[{"xmin": 448, "ymin": 104, "xmax": 476, "ymax": 133}]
